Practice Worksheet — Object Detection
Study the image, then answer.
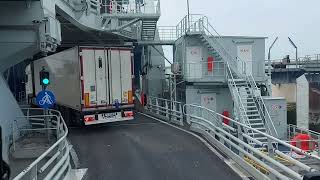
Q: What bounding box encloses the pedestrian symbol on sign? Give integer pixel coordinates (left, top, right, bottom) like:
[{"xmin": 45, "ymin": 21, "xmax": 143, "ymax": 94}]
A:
[{"xmin": 36, "ymin": 90, "xmax": 56, "ymax": 109}]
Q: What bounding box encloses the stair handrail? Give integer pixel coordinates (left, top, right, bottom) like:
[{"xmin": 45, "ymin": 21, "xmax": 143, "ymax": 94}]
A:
[
  {"xmin": 247, "ymin": 74, "xmax": 279, "ymax": 137},
  {"xmin": 191, "ymin": 15, "xmax": 278, "ymax": 138},
  {"xmin": 200, "ymin": 16, "xmax": 241, "ymax": 75},
  {"xmin": 13, "ymin": 108, "xmax": 70, "ymax": 180},
  {"xmin": 174, "ymin": 14, "xmax": 278, "ymax": 137},
  {"xmin": 176, "ymin": 14, "xmax": 207, "ymax": 38},
  {"xmin": 225, "ymin": 62, "xmax": 255, "ymax": 137}
]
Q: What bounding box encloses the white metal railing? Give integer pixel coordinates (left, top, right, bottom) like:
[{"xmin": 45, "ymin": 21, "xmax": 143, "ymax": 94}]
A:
[
  {"xmin": 184, "ymin": 104, "xmax": 320, "ymax": 180},
  {"xmin": 247, "ymin": 75, "xmax": 279, "ymax": 137},
  {"xmin": 13, "ymin": 108, "xmax": 70, "ymax": 180},
  {"xmin": 174, "ymin": 15, "xmax": 257, "ymax": 136},
  {"xmin": 100, "ymin": 0, "xmax": 160, "ymax": 15},
  {"xmin": 183, "ymin": 61, "xmax": 225, "ymax": 81},
  {"xmin": 201, "ymin": 19, "xmax": 241, "ymax": 75},
  {"xmin": 157, "ymin": 26, "xmax": 177, "ymax": 41},
  {"xmin": 176, "ymin": 14, "xmax": 205, "ymax": 38},
  {"xmin": 270, "ymin": 54, "xmax": 320, "ymax": 66},
  {"xmin": 146, "ymin": 96, "xmax": 183, "ymax": 126},
  {"xmin": 175, "ymin": 15, "xmax": 241, "ymax": 75},
  {"xmin": 225, "ymin": 62, "xmax": 255, "ymax": 137},
  {"xmin": 16, "ymin": 91, "xmax": 26, "ymax": 104},
  {"xmin": 177, "ymin": 14, "xmax": 278, "ymax": 138}
]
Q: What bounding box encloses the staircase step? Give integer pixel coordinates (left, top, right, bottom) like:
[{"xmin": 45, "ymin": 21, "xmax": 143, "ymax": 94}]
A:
[
  {"xmin": 250, "ymin": 123, "xmax": 264, "ymax": 126},
  {"xmin": 232, "ymin": 79, "xmax": 246, "ymax": 82},
  {"xmin": 243, "ymin": 103, "xmax": 256, "ymax": 106},
  {"xmin": 235, "ymin": 82, "xmax": 248, "ymax": 85},
  {"xmin": 142, "ymin": 21, "xmax": 157, "ymax": 23},
  {"xmin": 142, "ymin": 24, "xmax": 157, "ymax": 27},
  {"xmin": 242, "ymin": 98, "xmax": 254, "ymax": 101},
  {"xmin": 142, "ymin": 22, "xmax": 157, "ymax": 25},
  {"xmin": 246, "ymin": 109, "xmax": 259, "ymax": 112},
  {"xmin": 249, "ymin": 121, "xmax": 263, "ymax": 125},
  {"xmin": 243, "ymin": 100, "xmax": 255, "ymax": 103},
  {"xmin": 244, "ymin": 105, "xmax": 257, "ymax": 108},
  {"xmin": 248, "ymin": 114, "xmax": 261, "ymax": 117},
  {"xmin": 246, "ymin": 114, "xmax": 260, "ymax": 117},
  {"xmin": 249, "ymin": 118, "xmax": 263, "ymax": 122}
]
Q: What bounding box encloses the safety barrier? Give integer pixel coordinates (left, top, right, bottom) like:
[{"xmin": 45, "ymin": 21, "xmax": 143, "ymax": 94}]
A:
[
  {"xmin": 146, "ymin": 96, "xmax": 183, "ymax": 126},
  {"xmin": 157, "ymin": 26, "xmax": 178, "ymax": 41},
  {"xmin": 142, "ymin": 98, "xmax": 320, "ymax": 179},
  {"xmin": 100, "ymin": 0, "xmax": 160, "ymax": 15},
  {"xmin": 183, "ymin": 61, "xmax": 226, "ymax": 82},
  {"xmin": 12, "ymin": 108, "xmax": 70, "ymax": 180},
  {"xmin": 270, "ymin": 53, "xmax": 320, "ymax": 68},
  {"xmin": 141, "ymin": 95, "xmax": 320, "ymax": 179},
  {"xmin": 184, "ymin": 104, "xmax": 320, "ymax": 180}
]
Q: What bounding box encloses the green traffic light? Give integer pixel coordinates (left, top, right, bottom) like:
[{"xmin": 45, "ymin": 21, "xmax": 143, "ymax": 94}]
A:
[{"xmin": 42, "ymin": 78, "xmax": 50, "ymax": 85}]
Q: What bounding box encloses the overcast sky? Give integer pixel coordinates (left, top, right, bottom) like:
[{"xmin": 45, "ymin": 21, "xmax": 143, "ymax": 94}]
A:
[{"xmin": 158, "ymin": 0, "xmax": 320, "ymax": 62}]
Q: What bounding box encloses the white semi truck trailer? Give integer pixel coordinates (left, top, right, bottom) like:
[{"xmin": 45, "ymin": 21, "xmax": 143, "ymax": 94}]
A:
[{"xmin": 26, "ymin": 46, "xmax": 134, "ymax": 125}]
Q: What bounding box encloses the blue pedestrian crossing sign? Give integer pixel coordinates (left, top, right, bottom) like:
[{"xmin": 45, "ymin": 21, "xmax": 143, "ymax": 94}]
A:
[{"xmin": 36, "ymin": 90, "xmax": 56, "ymax": 109}]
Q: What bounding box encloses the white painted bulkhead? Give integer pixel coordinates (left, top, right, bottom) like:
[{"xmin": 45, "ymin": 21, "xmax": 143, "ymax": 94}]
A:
[{"xmin": 0, "ymin": 76, "xmax": 26, "ymax": 162}]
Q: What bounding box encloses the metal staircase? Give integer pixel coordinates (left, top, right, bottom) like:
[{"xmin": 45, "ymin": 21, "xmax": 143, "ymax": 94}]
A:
[
  {"xmin": 180, "ymin": 15, "xmax": 278, "ymax": 145},
  {"xmin": 199, "ymin": 34, "xmax": 241, "ymax": 77},
  {"xmin": 227, "ymin": 78, "xmax": 268, "ymax": 146},
  {"xmin": 141, "ymin": 20, "xmax": 158, "ymax": 40}
]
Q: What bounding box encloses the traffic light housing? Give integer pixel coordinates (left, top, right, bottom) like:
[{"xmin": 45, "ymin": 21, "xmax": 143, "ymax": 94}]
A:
[{"xmin": 40, "ymin": 68, "xmax": 50, "ymax": 86}]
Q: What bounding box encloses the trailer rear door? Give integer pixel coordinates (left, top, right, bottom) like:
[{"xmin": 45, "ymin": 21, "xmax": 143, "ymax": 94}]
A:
[
  {"xmin": 81, "ymin": 48, "xmax": 132, "ymax": 108},
  {"xmin": 109, "ymin": 49, "xmax": 133, "ymax": 104},
  {"xmin": 109, "ymin": 49, "xmax": 122, "ymax": 104},
  {"xmin": 82, "ymin": 49, "xmax": 97, "ymax": 107},
  {"xmin": 120, "ymin": 50, "xmax": 132, "ymax": 104},
  {"xmin": 95, "ymin": 49, "xmax": 109, "ymax": 105}
]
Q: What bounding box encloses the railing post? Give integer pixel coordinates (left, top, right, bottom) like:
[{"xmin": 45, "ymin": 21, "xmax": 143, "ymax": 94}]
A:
[
  {"xmin": 287, "ymin": 125, "xmax": 290, "ymax": 141},
  {"xmin": 155, "ymin": 98, "xmax": 159, "ymax": 114},
  {"xmin": 30, "ymin": 164, "xmax": 37, "ymax": 180},
  {"xmin": 184, "ymin": 16, "xmax": 187, "ymax": 33},
  {"xmin": 185, "ymin": 105, "xmax": 190, "ymax": 124},
  {"xmin": 237, "ymin": 124, "xmax": 245, "ymax": 158},
  {"xmin": 147, "ymin": 97, "xmax": 151, "ymax": 111},
  {"xmin": 27, "ymin": 109, "xmax": 30, "ymax": 124},
  {"xmin": 267, "ymin": 138, "xmax": 274, "ymax": 158},
  {"xmin": 178, "ymin": 103, "xmax": 183, "ymax": 126},
  {"xmin": 171, "ymin": 102, "xmax": 177, "ymax": 123},
  {"xmin": 56, "ymin": 115, "xmax": 61, "ymax": 139},
  {"xmin": 165, "ymin": 100, "xmax": 169, "ymax": 118}
]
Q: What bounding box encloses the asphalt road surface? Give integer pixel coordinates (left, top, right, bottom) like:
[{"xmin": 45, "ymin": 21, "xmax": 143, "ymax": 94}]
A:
[{"xmin": 68, "ymin": 113, "xmax": 242, "ymax": 180}]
